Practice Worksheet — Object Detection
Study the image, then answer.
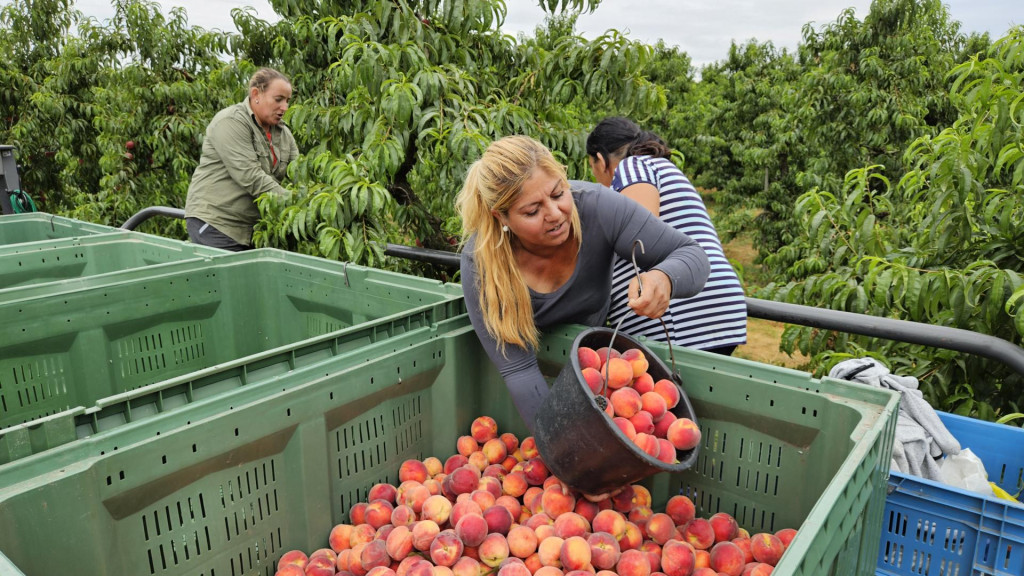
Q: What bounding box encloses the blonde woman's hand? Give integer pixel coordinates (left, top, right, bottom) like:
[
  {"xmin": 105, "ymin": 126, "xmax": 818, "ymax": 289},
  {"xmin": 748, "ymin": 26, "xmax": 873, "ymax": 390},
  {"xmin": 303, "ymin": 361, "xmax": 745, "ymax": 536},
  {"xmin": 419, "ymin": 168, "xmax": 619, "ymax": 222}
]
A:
[{"xmin": 627, "ymin": 270, "xmax": 672, "ymax": 318}]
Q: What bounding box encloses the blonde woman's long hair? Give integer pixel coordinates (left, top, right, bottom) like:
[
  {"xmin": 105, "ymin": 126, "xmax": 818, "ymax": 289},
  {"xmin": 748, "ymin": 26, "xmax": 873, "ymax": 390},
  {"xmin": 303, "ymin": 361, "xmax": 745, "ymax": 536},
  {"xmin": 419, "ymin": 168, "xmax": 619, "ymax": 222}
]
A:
[{"xmin": 456, "ymin": 135, "xmax": 582, "ymax": 352}]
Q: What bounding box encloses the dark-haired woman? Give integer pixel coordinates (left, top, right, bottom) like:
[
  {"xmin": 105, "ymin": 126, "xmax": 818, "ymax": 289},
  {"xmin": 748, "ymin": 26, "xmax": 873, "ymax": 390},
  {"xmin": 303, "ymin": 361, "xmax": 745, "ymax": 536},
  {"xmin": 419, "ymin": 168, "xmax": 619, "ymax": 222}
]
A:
[{"xmin": 586, "ymin": 117, "xmax": 747, "ymax": 355}]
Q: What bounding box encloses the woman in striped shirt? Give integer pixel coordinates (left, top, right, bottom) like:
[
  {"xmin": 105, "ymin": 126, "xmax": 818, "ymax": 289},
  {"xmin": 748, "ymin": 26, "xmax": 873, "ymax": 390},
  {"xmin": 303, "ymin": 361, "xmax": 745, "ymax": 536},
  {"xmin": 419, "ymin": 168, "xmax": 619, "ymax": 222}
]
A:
[{"xmin": 586, "ymin": 117, "xmax": 747, "ymax": 355}]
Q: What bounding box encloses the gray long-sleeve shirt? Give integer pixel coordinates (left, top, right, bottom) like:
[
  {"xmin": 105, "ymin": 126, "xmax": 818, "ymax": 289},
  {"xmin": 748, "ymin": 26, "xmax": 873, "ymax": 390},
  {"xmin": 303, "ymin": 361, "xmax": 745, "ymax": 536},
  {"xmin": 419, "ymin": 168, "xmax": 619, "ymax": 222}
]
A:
[{"xmin": 460, "ymin": 181, "xmax": 711, "ymax": 432}]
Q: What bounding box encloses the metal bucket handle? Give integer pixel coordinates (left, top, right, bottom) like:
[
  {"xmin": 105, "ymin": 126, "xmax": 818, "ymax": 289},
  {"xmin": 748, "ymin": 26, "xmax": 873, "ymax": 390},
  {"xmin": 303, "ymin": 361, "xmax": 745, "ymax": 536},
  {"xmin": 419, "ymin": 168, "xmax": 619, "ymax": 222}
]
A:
[{"xmin": 598, "ymin": 240, "xmax": 684, "ymax": 397}]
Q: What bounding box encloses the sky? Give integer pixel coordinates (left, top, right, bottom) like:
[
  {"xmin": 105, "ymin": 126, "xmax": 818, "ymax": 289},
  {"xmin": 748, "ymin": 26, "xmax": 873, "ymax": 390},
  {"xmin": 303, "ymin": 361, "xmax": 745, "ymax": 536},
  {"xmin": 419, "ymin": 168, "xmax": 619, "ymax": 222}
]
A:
[{"xmin": 64, "ymin": 0, "xmax": 1023, "ymax": 69}]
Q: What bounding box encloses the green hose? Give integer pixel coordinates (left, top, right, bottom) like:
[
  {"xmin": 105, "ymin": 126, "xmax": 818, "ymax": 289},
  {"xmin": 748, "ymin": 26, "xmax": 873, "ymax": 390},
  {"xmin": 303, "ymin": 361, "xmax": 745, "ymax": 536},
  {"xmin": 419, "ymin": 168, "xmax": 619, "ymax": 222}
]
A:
[{"xmin": 10, "ymin": 189, "xmax": 37, "ymax": 213}]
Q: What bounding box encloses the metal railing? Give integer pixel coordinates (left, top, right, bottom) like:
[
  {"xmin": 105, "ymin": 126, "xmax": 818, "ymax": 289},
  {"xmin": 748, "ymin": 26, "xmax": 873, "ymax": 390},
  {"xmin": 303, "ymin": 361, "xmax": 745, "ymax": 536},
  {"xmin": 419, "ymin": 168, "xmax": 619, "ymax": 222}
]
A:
[{"xmin": 123, "ymin": 206, "xmax": 1024, "ymax": 378}]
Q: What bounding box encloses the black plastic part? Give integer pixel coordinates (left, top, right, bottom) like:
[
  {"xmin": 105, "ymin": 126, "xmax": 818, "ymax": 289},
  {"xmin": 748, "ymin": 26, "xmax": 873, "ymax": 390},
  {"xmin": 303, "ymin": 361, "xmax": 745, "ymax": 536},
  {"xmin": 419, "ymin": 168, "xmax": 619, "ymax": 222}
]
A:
[{"xmin": 533, "ymin": 327, "xmax": 699, "ymax": 496}]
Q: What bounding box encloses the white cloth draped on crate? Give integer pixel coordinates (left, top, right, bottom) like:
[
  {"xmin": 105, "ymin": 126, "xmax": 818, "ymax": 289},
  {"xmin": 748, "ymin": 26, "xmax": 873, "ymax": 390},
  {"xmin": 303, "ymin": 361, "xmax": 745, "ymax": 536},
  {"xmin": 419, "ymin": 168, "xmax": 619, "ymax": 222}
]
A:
[{"xmin": 829, "ymin": 357, "xmax": 961, "ymax": 481}]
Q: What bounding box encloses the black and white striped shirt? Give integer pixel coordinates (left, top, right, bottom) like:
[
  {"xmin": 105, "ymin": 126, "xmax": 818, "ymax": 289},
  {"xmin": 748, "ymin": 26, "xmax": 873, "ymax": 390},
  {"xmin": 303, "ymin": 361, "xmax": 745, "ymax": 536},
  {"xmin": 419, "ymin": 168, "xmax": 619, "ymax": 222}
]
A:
[{"xmin": 608, "ymin": 155, "xmax": 748, "ymax": 350}]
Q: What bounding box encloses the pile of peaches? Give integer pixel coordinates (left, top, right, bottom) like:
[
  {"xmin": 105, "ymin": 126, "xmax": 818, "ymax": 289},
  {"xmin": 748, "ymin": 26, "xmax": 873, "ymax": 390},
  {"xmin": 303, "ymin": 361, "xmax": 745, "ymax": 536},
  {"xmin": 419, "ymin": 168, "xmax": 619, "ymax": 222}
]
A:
[
  {"xmin": 275, "ymin": 417, "xmax": 794, "ymax": 576},
  {"xmin": 577, "ymin": 346, "xmax": 700, "ymax": 464}
]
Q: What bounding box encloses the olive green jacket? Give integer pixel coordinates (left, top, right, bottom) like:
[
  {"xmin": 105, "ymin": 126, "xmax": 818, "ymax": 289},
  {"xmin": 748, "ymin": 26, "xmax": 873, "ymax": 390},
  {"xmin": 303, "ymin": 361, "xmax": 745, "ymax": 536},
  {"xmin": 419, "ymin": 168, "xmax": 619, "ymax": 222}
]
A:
[{"xmin": 185, "ymin": 98, "xmax": 299, "ymax": 245}]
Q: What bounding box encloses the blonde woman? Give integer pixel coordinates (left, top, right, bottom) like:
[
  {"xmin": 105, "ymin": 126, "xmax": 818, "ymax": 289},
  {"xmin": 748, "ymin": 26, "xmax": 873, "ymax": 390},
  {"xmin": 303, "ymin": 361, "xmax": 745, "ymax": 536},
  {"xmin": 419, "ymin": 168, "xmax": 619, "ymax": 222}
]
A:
[{"xmin": 457, "ymin": 135, "xmax": 710, "ymax": 432}]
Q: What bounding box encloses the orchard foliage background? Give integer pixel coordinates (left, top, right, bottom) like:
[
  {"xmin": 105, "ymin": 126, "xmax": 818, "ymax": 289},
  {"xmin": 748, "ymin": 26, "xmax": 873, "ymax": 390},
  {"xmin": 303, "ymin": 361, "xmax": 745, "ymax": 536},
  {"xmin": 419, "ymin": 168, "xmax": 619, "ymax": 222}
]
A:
[{"xmin": 1, "ymin": 0, "xmax": 1021, "ymax": 421}]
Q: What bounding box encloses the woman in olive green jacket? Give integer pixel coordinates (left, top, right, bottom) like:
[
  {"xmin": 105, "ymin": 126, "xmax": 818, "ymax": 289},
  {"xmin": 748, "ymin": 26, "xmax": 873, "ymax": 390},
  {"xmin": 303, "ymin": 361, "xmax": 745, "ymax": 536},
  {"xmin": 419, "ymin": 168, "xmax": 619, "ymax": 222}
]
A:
[{"xmin": 185, "ymin": 68, "xmax": 299, "ymax": 250}]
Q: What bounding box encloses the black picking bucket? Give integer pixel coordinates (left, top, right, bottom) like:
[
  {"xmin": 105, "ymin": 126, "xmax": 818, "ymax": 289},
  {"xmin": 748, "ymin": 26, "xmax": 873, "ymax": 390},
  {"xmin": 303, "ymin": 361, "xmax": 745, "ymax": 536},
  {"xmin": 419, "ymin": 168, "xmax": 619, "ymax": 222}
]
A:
[{"xmin": 534, "ymin": 327, "xmax": 700, "ymax": 495}]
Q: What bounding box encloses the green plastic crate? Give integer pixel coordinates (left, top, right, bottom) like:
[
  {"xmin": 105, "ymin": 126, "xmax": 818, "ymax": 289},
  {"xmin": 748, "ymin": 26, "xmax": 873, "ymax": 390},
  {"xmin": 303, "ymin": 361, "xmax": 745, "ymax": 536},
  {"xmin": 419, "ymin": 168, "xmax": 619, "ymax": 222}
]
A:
[
  {"xmin": 0, "ymin": 249, "xmax": 465, "ymax": 437},
  {"xmin": 0, "ymin": 212, "xmax": 120, "ymax": 245},
  {"xmin": 0, "ymin": 324, "xmax": 897, "ymax": 576},
  {"xmin": 0, "ymin": 232, "xmax": 223, "ymax": 291}
]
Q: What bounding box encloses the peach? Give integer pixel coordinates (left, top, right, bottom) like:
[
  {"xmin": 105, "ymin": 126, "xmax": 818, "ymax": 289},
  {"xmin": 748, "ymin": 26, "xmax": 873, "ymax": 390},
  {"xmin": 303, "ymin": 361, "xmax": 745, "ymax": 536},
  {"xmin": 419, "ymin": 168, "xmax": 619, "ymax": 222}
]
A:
[
  {"xmin": 640, "ymin": 541, "xmax": 662, "ymax": 573},
  {"xmin": 479, "ymin": 477, "xmax": 503, "ymax": 500},
  {"xmin": 640, "ymin": 392, "xmax": 667, "ymax": 422},
  {"xmin": 631, "ymin": 485, "xmax": 652, "ymax": 509},
  {"xmin": 502, "ymin": 471, "xmax": 529, "ymax": 498},
  {"xmin": 692, "ymin": 569, "xmax": 718, "ymax": 576},
  {"xmin": 581, "ymin": 367, "xmax": 605, "ymax": 396},
  {"xmin": 731, "ymin": 538, "xmax": 753, "ymax": 564},
  {"xmin": 578, "ymin": 346, "xmax": 603, "ymax": 371},
  {"xmin": 553, "ymin": 512, "xmax": 590, "ymax": 539},
  {"xmin": 450, "ymin": 500, "xmax": 484, "ymax": 530},
  {"xmin": 537, "ymin": 536, "xmax": 565, "ymax": 567},
  {"xmin": 335, "ymin": 549, "xmax": 354, "ymax": 572},
  {"xmin": 645, "ymin": 513, "xmax": 678, "ymax": 545},
  {"xmin": 375, "ymin": 524, "xmax": 395, "ymax": 542},
  {"xmin": 361, "ymin": 540, "xmax": 390, "ymax": 571},
  {"xmin": 507, "ymin": 525, "xmax": 539, "ymax": 558},
  {"xmin": 451, "ymin": 557, "xmax": 480, "ymax": 576},
  {"xmin": 610, "ymin": 387, "xmax": 643, "ymax": 418},
  {"xmin": 660, "ymin": 540, "xmax": 696, "ymax": 576},
  {"xmin": 483, "ymin": 504, "xmax": 514, "ymax": 536},
  {"xmin": 424, "ymin": 456, "xmax": 444, "ymax": 477},
  {"xmin": 652, "ymin": 412, "xmax": 677, "ymax": 439},
  {"xmin": 588, "ymin": 531, "xmax": 621, "ymax": 570},
  {"xmin": 534, "ymin": 565, "xmax": 561, "ymax": 576},
  {"xmin": 367, "ymin": 566, "xmax": 397, "ymax": 576},
  {"xmin": 595, "ymin": 347, "xmax": 620, "ymax": 366},
  {"xmin": 683, "ymin": 518, "xmax": 716, "ymax": 550},
  {"xmin": 611, "ymin": 486, "xmax": 636, "ymax": 513},
  {"xmin": 399, "ymin": 482, "xmax": 432, "ymax": 514},
  {"xmin": 471, "ymin": 489, "xmax": 497, "ymax": 513},
  {"xmin": 575, "ymin": 498, "xmax": 600, "ymax": 524},
  {"xmin": 482, "ymin": 438, "xmax": 509, "ymax": 465},
  {"xmin": 369, "ymin": 483, "xmax": 399, "ymax": 504},
  {"xmin": 522, "ymin": 458, "xmax": 550, "ymax": 486},
  {"xmin": 615, "ymin": 548, "xmax": 651, "ymax": 576},
  {"xmin": 523, "ymin": 487, "xmax": 545, "ymax": 514},
  {"xmin": 743, "ymin": 563, "xmax": 774, "ymax": 576},
  {"xmin": 613, "ymin": 417, "xmax": 637, "ymax": 441},
  {"xmin": 495, "ymin": 495, "xmax": 523, "ymax": 521},
  {"xmin": 592, "ymin": 509, "xmax": 627, "ymax": 540},
  {"xmin": 479, "ymin": 533, "xmax": 511, "ymax": 568},
  {"xmin": 602, "ymin": 357, "xmax": 634, "ymax": 390},
  {"xmin": 386, "ymin": 525, "xmax": 414, "ymax": 561},
  {"xmin": 432, "ymin": 566, "xmax": 454, "ymax": 576},
  {"xmin": 633, "ymin": 433, "xmax": 661, "ymax": 459},
  {"xmin": 652, "ymin": 379, "xmax": 681, "ymax": 409},
  {"xmin": 520, "ymin": 437, "xmax": 539, "ymax": 459},
  {"xmin": 500, "ymin": 432, "xmax": 520, "ymax": 454},
  {"xmin": 620, "ymin": 348, "xmax": 650, "ymax": 378},
  {"xmin": 736, "ymin": 527, "xmax": 750, "ymax": 539},
  {"xmin": 400, "ymin": 460, "xmax": 431, "ymax": 483},
  {"xmin": 350, "ymin": 523, "xmax": 376, "ymax": 547},
  {"xmin": 525, "ymin": 511, "xmax": 553, "ymax": 530},
  {"xmin": 277, "ymin": 549, "xmax": 308, "ymax": 572},
  {"xmin": 627, "ymin": 505, "xmax": 652, "ymax": 530},
  {"xmin": 709, "ymin": 513, "xmax": 739, "ymax": 543},
  {"xmin": 449, "ymin": 465, "xmax": 481, "ymax": 496},
  {"xmin": 274, "ymin": 564, "xmax": 305, "ymax": 576},
  {"xmin": 366, "ymin": 500, "xmax": 395, "ymax": 529},
  {"xmin": 665, "ymin": 495, "xmax": 696, "ymax": 526},
  {"xmin": 667, "ymin": 418, "xmax": 701, "ymax": 452},
  {"xmin": 629, "ymin": 411, "xmax": 656, "ymax": 435},
  {"xmin": 456, "ymin": 513, "xmax": 490, "ymax": 547},
  {"xmin": 633, "ymin": 372, "xmax": 655, "ymax": 395},
  {"xmin": 430, "ymin": 529, "xmax": 464, "ymax": 567},
  {"xmin": 559, "ymin": 536, "xmax": 592, "ymax": 572},
  {"xmin": 411, "ymin": 520, "xmax": 440, "ymax": 552},
  {"xmin": 421, "ymin": 495, "xmax": 453, "ymax": 526},
  {"xmin": 471, "ymin": 416, "xmax": 499, "ymax": 443},
  {"xmin": 534, "ymin": 523, "xmax": 556, "ymax": 542},
  {"xmin": 709, "ymin": 541, "xmax": 745, "ymax": 576},
  {"xmin": 484, "ymin": 463, "xmax": 507, "ymax": 480},
  {"xmin": 329, "ymin": 524, "xmax": 354, "ymax": 552},
  {"xmin": 468, "ymin": 451, "xmax": 490, "ymax": 472},
  {"xmin": 391, "ymin": 504, "xmax": 417, "ymax": 527},
  {"xmin": 305, "ymin": 558, "xmax": 335, "ymax": 576},
  {"xmin": 750, "ymin": 533, "xmax": 785, "ymax": 566},
  {"xmin": 693, "ymin": 548, "xmax": 710, "ymax": 570},
  {"xmin": 445, "ymin": 454, "xmax": 470, "ymax": 475},
  {"xmin": 350, "ymin": 502, "xmax": 369, "ymax": 525},
  {"xmin": 656, "ymin": 439, "xmax": 677, "ymax": 464},
  {"xmin": 540, "ymin": 486, "xmax": 576, "ymax": 518},
  {"xmin": 774, "ymin": 528, "xmax": 797, "ymax": 548},
  {"xmin": 497, "ymin": 559, "xmax": 532, "ymax": 576},
  {"xmin": 406, "ymin": 560, "xmax": 435, "ymax": 576},
  {"xmin": 618, "ymin": 521, "xmax": 643, "ymax": 551}
]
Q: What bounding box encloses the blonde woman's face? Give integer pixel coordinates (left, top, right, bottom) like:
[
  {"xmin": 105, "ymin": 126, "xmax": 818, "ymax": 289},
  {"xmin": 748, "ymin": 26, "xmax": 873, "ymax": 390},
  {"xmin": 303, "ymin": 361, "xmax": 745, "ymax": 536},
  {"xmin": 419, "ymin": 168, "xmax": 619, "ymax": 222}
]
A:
[
  {"xmin": 501, "ymin": 170, "xmax": 573, "ymax": 251},
  {"xmin": 250, "ymin": 79, "xmax": 292, "ymax": 127}
]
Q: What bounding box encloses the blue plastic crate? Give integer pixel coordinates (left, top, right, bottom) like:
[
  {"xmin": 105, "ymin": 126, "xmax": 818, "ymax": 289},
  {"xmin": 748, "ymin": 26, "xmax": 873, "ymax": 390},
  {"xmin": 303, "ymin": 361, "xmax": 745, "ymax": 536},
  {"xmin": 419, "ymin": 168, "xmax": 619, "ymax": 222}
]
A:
[{"xmin": 877, "ymin": 411, "xmax": 1024, "ymax": 576}]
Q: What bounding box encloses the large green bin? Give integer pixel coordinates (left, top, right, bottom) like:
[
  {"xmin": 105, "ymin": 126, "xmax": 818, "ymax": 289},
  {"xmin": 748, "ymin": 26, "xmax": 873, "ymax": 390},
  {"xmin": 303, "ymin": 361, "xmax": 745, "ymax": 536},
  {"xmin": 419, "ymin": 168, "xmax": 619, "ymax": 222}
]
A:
[
  {"xmin": 0, "ymin": 232, "xmax": 223, "ymax": 291},
  {"xmin": 0, "ymin": 212, "xmax": 119, "ymax": 245},
  {"xmin": 0, "ymin": 249, "xmax": 465, "ymax": 437},
  {"xmin": 0, "ymin": 324, "xmax": 898, "ymax": 576}
]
